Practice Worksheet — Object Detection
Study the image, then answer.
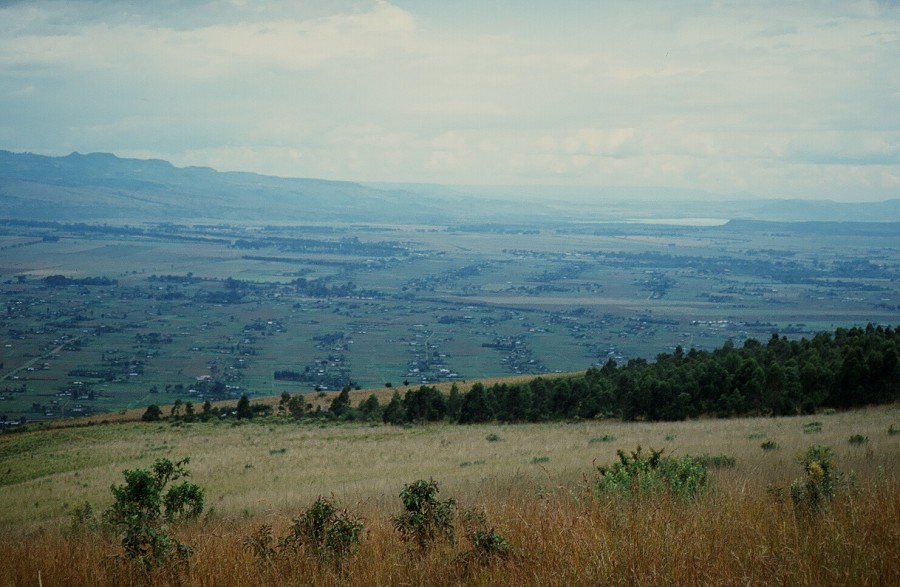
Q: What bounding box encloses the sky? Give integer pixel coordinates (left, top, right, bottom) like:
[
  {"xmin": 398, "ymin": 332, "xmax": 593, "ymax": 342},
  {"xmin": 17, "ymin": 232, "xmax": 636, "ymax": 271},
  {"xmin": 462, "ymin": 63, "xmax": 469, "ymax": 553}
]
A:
[{"xmin": 1, "ymin": 0, "xmax": 899, "ymax": 202}]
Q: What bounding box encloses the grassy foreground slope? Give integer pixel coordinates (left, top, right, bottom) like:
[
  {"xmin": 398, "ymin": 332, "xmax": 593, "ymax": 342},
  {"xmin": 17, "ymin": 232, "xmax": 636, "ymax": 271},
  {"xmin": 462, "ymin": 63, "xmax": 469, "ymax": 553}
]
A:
[{"xmin": 1, "ymin": 405, "xmax": 899, "ymax": 585}]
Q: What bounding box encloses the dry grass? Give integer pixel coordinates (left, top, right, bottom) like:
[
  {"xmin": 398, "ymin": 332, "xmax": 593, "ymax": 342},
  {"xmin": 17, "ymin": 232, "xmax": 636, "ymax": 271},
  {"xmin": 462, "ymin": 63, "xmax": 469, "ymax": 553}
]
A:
[{"xmin": 1, "ymin": 405, "xmax": 899, "ymax": 585}]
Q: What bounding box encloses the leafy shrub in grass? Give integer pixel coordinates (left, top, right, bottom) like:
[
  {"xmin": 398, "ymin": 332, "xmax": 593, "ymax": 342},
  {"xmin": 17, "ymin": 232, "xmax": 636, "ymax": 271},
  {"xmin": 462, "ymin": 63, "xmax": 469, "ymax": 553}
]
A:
[
  {"xmin": 789, "ymin": 445, "xmax": 845, "ymax": 515},
  {"xmin": 244, "ymin": 496, "xmax": 363, "ymax": 570},
  {"xmin": 281, "ymin": 496, "xmax": 364, "ymax": 568},
  {"xmin": 761, "ymin": 440, "xmax": 779, "ymax": 451},
  {"xmin": 698, "ymin": 454, "xmax": 736, "ymax": 469},
  {"xmin": 103, "ymin": 457, "xmax": 204, "ymax": 568},
  {"xmin": 393, "ymin": 479, "xmax": 456, "ymax": 550},
  {"xmin": 595, "ymin": 446, "xmax": 710, "ymax": 500},
  {"xmin": 803, "ymin": 421, "xmax": 823, "ymax": 434},
  {"xmin": 460, "ymin": 509, "xmax": 509, "ymax": 564},
  {"xmin": 69, "ymin": 500, "xmax": 101, "ymax": 534},
  {"xmin": 589, "ymin": 434, "xmax": 617, "ymax": 444},
  {"xmin": 848, "ymin": 434, "xmax": 868, "ymax": 445}
]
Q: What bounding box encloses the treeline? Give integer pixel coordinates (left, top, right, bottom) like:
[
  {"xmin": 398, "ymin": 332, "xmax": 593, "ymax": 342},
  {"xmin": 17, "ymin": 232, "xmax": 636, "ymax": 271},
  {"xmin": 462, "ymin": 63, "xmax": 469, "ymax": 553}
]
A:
[
  {"xmin": 338, "ymin": 324, "xmax": 899, "ymax": 424},
  {"xmin": 42, "ymin": 275, "xmax": 118, "ymax": 287},
  {"xmin": 163, "ymin": 323, "xmax": 900, "ymax": 427}
]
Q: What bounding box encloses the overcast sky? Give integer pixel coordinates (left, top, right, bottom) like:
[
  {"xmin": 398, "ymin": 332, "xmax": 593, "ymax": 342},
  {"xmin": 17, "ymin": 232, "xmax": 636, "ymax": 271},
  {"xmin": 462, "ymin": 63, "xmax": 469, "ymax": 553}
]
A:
[{"xmin": 1, "ymin": 1, "xmax": 899, "ymax": 201}]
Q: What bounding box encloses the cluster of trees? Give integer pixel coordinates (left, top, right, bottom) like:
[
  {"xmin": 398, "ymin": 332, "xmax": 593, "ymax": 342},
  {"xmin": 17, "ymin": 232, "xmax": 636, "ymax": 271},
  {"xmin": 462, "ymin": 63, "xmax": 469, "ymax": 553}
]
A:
[
  {"xmin": 148, "ymin": 324, "xmax": 898, "ymax": 426},
  {"xmin": 456, "ymin": 324, "xmax": 897, "ymax": 423},
  {"xmin": 143, "ymin": 395, "xmax": 270, "ymax": 423},
  {"xmin": 350, "ymin": 324, "xmax": 898, "ymax": 424},
  {"xmin": 42, "ymin": 275, "xmax": 118, "ymax": 287}
]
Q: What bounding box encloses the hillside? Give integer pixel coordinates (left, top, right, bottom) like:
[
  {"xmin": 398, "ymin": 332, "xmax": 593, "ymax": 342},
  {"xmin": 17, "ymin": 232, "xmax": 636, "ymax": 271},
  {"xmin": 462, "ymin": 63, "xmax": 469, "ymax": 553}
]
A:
[{"xmin": 3, "ymin": 150, "xmax": 900, "ymax": 225}]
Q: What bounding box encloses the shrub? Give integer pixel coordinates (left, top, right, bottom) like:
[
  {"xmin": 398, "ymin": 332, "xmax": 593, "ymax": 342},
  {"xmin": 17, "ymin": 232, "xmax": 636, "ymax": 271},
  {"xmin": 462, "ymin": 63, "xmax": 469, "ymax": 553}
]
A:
[
  {"xmin": 761, "ymin": 440, "xmax": 779, "ymax": 451},
  {"xmin": 103, "ymin": 457, "xmax": 204, "ymax": 568},
  {"xmin": 589, "ymin": 434, "xmax": 617, "ymax": 444},
  {"xmin": 595, "ymin": 446, "xmax": 710, "ymax": 500},
  {"xmin": 246, "ymin": 497, "xmax": 364, "ymax": 570},
  {"xmin": 888, "ymin": 424, "xmax": 899, "ymax": 436},
  {"xmin": 461, "ymin": 509, "xmax": 509, "ymax": 563},
  {"xmin": 393, "ymin": 479, "xmax": 456, "ymax": 550},
  {"xmin": 69, "ymin": 500, "xmax": 100, "ymax": 534},
  {"xmin": 698, "ymin": 454, "xmax": 737, "ymax": 469},
  {"xmin": 789, "ymin": 445, "xmax": 843, "ymax": 515},
  {"xmin": 281, "ymin": 496, "xmax": 364, "ymax": 568},
  {"xmin": 848, "ymin": 434, "xmax": 868, "ymax": 445},
  {"xmin": 485, "ymin": 433, "xmax": 501, "ymax": 442},
  {"xmin": 243, "ymin": 524, "xmax": 276, "ymax": 566},
  {"xmin": 803, "ymin": 421, "xmax": 822, "ymax": 434}
]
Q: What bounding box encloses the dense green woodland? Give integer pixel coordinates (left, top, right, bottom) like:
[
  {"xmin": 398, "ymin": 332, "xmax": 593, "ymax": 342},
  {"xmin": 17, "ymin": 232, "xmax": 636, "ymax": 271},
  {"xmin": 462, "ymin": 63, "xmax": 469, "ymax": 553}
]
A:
[
  {"xmin": 373, "ymin": 324, "xmax": 900, "ymax": 424},
  {"xmin": 147, "ymin": 323, "xmax": 900, "ymax": 427}
]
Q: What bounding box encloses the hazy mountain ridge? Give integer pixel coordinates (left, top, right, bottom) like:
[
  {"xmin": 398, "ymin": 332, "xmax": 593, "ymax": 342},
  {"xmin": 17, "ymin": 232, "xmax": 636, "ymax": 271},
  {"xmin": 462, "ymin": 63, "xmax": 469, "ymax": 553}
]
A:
[{"xmin": 2, "ymin": 150, "xmax": 898, "ymax": 225}]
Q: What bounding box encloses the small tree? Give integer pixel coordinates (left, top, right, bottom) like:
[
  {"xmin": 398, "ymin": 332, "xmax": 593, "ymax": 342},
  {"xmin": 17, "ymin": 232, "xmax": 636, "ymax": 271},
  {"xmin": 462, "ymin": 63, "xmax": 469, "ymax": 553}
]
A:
[
  {"xmin": 330, "ymin": 386, "xmax": 351, "ymax": 417},
  {"xmin": 382, "ymin": 391, "xmax": 405, "ymax": 425},
  {"xmin": 103, "ymin": 457, "xmax": 205, "ymax": 567},
  {"xmin": 359, "ymin": 394, "xmax": 381, "ymax": 418},
  {"xmin": 236, "ymin": 394, "xmax": 253, "ymax": 419},
  {"xmin": 278, "ymin": 391, "xmax": 291, "ymax": 416},
  {"xmin": 142, "ymin": 404, "xmax": 162, "ymax": 422}
]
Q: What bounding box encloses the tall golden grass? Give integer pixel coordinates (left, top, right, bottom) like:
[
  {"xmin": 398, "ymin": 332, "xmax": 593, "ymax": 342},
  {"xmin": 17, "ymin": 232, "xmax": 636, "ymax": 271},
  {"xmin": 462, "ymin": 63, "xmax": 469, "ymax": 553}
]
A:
[{"xmin": 1, "ymin": 405, "xmax": 898, "ymax": 586}]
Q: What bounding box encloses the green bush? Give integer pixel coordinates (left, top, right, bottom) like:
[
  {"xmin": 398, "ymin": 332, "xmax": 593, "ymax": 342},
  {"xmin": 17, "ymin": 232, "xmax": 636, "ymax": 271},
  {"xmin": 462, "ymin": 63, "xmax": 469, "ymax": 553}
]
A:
[
  {"xmin": 803, "ymin": 421, "xmax": 823, "ymax": 434},
  {"xmin": 245, "ymin": 496, "xmax": 364, "ymax": 570},
  {"xmin": 282, "ymin": 496, "xmax": 364, "ymax": 567},
  {"xmin": 848, "ymin": 434, "xmax": 868, "ymax": 445},
  {"xmin": 103, "ymin": 457, "xmax": 204, "ymax": 568},
  {"xmin": 698, "ymin": 454, "xmax": 736, "ymax": 469},
  {"xmin": 589, "ymin": 434, "xmax": 617, "ymax": 444},
  {"xmin": 595, "ymin": 446, "xmax": 710, "ymax": 500},
  {"xmin": 789, "ymin": 445, "xmax": 843, "ymax": 515},
  {"xmin": 243, "ymin": 524, "xmax": 276, "ymax": 566},
  {"xmin": 393, "ymin": 479, "xmax": 456, "ymax": 550},
  {"xmin": 69, "ymin": 500, "xmax": 100, "ymax": 534},
  {"xmin": 761, "ymin": 440, "xmax": 779, "ymax": 451},
  {"xmin": 461, "ymin": 509, "xmax": 509, "ymax": 563}
]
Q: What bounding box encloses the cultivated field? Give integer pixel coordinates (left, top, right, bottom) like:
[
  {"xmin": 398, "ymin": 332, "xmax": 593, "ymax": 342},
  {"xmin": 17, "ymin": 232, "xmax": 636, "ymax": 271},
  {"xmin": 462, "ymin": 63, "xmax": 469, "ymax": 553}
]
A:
[
  {"xmin": 2, "ymin": 219, "xmax": 897, "ymax": 425},
  {"xmin": 1, "ymin": 406, "xmax": 898, "ymax": 585}
]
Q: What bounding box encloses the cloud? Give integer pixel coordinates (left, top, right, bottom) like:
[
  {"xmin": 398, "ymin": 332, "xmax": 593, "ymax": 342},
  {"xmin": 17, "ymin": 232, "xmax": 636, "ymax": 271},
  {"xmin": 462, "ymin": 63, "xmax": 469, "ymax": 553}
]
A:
[{"xmin": 0, "ymin": 1, "xmax": 898, "ymax": 201}]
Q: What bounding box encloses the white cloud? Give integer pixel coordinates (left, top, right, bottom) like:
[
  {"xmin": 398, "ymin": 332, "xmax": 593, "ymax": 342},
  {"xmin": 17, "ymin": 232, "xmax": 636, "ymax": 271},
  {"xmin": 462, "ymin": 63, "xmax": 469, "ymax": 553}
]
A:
[{"xmin": 0, "ymin": 1, "xmax": 898, "ymax": 201}]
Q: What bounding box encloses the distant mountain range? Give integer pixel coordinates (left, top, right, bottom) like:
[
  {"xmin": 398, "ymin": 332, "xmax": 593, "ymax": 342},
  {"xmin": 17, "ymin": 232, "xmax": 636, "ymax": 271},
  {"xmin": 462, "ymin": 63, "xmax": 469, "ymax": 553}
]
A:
[{"xmin": 2, "ymin": 150, "xmax": 899, "ymax": 225}]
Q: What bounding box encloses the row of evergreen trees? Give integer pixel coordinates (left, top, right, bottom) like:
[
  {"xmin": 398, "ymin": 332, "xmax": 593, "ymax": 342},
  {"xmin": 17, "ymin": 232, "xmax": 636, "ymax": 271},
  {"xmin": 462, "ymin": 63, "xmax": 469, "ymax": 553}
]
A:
[{"xmin": 367, "ymin": 324, "xmax": 899, "ymax": 424}]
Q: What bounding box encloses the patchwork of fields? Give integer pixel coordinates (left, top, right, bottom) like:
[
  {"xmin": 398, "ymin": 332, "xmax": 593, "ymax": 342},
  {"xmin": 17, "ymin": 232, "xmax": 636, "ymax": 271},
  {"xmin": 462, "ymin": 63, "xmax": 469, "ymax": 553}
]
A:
[{"xmin": 1, "ymin": 219, "xmax": 897, "ymax": 423}]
